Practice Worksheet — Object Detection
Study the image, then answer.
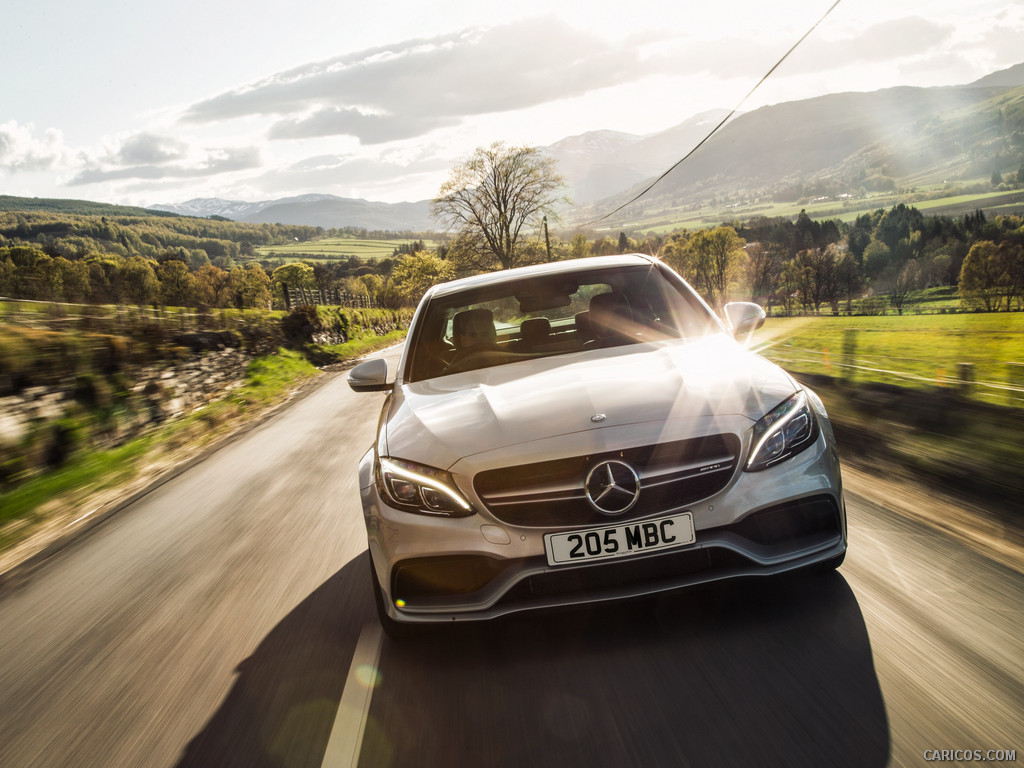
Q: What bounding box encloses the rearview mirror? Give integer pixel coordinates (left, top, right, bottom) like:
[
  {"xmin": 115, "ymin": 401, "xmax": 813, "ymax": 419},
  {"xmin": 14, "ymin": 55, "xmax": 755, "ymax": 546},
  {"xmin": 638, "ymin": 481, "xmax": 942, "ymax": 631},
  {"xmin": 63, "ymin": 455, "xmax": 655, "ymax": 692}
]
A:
[
  {"xmin": 348, "ymin": 358, "xmax": 392, "ymax": 392},
  {"xmin": 723, "ymin": 302, "xmax": 766, "ymax": 340}
]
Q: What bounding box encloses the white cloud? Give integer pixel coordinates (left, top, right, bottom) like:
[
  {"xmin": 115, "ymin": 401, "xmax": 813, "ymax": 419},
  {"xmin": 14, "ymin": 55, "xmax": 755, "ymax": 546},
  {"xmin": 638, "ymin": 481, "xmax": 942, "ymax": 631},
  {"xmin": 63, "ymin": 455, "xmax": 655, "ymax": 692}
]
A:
[
  {"xmin": 0, "ymin": 122, "xmax": 72, "ymax": 173},
  {"xmin": 115, "ymin": 133, "xmax": 190, "ymax": 165},
  {"xmin": 69, "ymin": 146, "xmax": 262, "ymax": 186},
  {"xmin": 184, "ymin": 18, "xmax": 647, "ymax": 143}
]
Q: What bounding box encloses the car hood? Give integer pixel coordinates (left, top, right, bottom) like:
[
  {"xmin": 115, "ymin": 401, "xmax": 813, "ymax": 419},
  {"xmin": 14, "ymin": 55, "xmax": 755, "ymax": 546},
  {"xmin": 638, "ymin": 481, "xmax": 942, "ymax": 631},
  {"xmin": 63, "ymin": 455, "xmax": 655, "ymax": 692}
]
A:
[{"xmin": 384, "ymin": 336, "xmax": 797, "ymax": 469}]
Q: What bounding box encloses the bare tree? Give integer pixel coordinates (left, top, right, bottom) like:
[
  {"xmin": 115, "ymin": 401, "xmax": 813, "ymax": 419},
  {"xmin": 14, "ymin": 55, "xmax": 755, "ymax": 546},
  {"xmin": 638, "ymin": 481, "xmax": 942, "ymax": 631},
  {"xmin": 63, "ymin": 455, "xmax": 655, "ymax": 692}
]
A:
[
  {"xmin": 744, "ymin": 242, "xmax": 786, "ymax": 307},
  {"xmin": 889, "ymin": 259, "xmax": 921, "ymax": 315},
  {"xmin": 431, "ymin": 143, "xmax": 566, "ymax": 272}
]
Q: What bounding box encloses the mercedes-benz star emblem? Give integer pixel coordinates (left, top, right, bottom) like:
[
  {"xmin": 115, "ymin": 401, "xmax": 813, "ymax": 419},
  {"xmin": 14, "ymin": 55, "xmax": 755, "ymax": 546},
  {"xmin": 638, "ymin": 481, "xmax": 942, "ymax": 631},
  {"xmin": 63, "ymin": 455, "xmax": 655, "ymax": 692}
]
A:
[{"xmin": 584, "ymin": 460, "xmax": 641, "ymax": 515}]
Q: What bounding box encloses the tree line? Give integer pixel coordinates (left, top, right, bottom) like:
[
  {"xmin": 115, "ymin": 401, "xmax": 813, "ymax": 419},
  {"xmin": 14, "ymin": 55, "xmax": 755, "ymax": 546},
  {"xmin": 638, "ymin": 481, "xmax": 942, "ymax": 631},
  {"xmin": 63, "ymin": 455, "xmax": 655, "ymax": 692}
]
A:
[
  {"xmin": 3, "ymin": 205, "xmax": 1022, "ymax": 314},
  {"xmin": 2, "ymin": 141, "xmax": 1023, "ymax": 316},
  {"xmin": 383, "ymin": 205, "xmax": 1024, "ymax": 314}
]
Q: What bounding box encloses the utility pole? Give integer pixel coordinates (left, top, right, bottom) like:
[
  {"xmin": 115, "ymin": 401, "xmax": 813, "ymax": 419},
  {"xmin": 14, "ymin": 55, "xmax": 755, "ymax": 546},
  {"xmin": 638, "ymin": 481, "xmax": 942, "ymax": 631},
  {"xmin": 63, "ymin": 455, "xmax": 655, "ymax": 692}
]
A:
[{"xmin": 543, "ymin": 216, "xmax": 552, "ymax": 262}]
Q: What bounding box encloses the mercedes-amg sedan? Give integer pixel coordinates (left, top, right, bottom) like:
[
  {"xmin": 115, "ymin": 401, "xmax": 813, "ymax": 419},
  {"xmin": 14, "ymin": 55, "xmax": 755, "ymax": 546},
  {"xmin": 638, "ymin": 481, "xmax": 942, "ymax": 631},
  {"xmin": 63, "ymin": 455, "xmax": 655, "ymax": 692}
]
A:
[{"xmin": 349, "ymin": 254, "xmax": 846, "ymax": 636}]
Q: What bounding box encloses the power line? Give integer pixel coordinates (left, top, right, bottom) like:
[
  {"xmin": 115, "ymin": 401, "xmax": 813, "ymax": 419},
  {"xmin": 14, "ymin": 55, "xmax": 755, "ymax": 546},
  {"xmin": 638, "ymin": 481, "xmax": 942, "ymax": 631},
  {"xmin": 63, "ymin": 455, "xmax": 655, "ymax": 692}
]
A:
[{"xmin": 587, "ymin": 0, "xmax": 842, "ymax": 227}]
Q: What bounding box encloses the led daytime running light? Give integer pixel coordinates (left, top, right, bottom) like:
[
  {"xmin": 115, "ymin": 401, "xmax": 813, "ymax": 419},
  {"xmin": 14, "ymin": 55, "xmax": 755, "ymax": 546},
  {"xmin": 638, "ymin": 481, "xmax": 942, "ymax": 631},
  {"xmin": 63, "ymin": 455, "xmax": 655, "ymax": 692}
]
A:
[
  {"xmin": 379, "ymin": 457, "xmax": 473, "ymax": 514},
  {"xmin": 746, "ymin": 391, "xmax": 817, "ymax": 471}
]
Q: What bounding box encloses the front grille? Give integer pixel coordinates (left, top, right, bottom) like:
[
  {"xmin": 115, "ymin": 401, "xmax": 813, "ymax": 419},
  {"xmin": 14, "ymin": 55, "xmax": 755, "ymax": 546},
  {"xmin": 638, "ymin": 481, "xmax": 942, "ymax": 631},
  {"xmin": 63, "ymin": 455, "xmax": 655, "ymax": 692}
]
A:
[{"xmin": 474, "ymin": 434, "xmax": 740, "ymax": 527}]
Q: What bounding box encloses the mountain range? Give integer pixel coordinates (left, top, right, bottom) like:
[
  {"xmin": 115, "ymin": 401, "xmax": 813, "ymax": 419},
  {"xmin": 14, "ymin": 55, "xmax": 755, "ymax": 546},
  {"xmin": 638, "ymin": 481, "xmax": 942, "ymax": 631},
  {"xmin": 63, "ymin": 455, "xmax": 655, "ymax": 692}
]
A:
[
  {"xmin": 150, "ymin": 63, "xmax": 1024, "ymax": 231},
  {"xmin": 148, "ymin": 194, "xmax": 435, "ymax": 232}
]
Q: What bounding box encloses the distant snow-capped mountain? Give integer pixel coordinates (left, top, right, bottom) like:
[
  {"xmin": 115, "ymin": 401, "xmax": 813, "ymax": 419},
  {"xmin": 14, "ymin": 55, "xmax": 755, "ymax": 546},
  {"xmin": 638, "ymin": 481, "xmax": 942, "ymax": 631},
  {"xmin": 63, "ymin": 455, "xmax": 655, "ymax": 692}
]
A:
[{"xmin": 149, "ymin": 194, "xmax": 339, "ymax": 221}]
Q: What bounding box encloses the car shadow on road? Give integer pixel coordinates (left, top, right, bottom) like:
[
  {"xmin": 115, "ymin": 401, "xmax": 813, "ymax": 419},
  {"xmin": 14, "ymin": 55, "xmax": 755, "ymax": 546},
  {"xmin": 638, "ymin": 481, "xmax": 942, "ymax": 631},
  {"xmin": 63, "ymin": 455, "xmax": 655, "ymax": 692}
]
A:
[
  {"xmin": 174, "ymin": 557, "xmax": 375, "ymax": 768},
  {"xmin": 175, "ymin": 554, "xmax": 889, "ymax": 768},
  {"xmin": 364, "ymin": 566, "xmax": 890, "ymax": 768}
]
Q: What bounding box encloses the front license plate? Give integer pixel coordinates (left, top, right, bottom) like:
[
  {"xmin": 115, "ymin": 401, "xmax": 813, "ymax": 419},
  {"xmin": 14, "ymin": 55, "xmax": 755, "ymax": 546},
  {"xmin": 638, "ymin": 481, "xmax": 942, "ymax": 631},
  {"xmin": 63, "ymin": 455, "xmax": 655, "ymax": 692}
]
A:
[{"xmin": 544, "ymin": 513, "xmax": 696, "ymax": 566}]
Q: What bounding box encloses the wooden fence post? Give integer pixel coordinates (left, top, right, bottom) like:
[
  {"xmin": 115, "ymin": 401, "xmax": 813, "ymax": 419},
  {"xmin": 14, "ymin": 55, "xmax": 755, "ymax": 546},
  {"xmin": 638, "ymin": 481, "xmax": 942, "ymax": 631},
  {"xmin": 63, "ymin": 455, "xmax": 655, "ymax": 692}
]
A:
[
  {"xmin": 957, "ymin": 362, "xmax": 975, "ymax": 396},
  {"xmin": 841, "ymin": 329, "xmax": 857, "ymax": 383},
  {"xmin": 1008, "ymin": 362, "xmax": 1024, "ymax": 406}
]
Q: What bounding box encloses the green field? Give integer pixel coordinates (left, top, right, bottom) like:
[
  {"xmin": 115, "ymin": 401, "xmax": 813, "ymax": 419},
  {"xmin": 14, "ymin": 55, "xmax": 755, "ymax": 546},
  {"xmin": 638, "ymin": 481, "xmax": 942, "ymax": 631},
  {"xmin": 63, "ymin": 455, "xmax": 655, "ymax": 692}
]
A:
[
  {"xmin": 753, "ymin": 313, "xmax": 1024, "ymax": 408},
  {"xmin": 256, "ymin": 236, "xmax": 436, "ymax": 261}
]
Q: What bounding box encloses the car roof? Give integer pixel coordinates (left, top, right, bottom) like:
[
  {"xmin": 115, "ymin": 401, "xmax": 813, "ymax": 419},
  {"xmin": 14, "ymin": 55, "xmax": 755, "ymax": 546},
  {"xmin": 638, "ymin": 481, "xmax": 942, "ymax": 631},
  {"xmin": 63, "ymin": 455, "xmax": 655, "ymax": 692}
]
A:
[{"xmin": 424, "ymin": 253, "xmax": 658, "ymax": 300}]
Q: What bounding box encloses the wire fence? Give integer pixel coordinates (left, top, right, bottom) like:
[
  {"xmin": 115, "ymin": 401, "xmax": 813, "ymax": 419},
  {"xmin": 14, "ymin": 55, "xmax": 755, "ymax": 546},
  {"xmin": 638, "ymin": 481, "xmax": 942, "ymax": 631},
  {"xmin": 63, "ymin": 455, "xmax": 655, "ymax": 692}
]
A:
[{"xmin": 284, "ymin": 287, "xmax": 377, "ymax": 309}]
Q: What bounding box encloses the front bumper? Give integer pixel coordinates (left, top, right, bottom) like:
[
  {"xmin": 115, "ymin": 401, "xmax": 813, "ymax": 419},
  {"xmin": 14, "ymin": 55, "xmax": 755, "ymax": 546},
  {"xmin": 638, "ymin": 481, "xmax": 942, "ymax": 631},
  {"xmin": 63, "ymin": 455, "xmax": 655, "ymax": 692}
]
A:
[{"xmin": 359, "ymin": 427, "xmax": 846, "ymax": 625}]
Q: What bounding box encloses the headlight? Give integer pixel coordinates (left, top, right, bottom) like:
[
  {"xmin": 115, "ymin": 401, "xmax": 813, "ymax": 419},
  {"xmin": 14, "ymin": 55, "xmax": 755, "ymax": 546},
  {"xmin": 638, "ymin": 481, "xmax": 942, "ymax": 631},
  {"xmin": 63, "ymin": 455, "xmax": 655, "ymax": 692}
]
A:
[
  {"xmin": 376, "ymin": 456, "xmax": 475, "ymax": 517},
  {"xmin": 745, "ymin": 391, "xmax": 819, "ymax": 472}
]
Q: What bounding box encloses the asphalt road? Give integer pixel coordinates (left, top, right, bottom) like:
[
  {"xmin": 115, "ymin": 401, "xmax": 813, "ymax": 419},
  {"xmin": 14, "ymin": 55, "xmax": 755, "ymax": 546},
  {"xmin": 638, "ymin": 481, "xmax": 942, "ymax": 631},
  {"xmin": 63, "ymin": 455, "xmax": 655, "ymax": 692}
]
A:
[{"xmin": 0, "ymin": 352, "xmax": 1020, "ymax": 768}]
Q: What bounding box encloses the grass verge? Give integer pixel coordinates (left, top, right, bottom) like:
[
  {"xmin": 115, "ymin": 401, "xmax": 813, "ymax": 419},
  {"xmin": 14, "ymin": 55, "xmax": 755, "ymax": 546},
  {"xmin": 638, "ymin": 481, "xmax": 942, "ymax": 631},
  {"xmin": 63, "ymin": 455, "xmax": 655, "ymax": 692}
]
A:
[{"xmin": 799, "ymin": 373, "xmax": 1024, "ymax": 521}]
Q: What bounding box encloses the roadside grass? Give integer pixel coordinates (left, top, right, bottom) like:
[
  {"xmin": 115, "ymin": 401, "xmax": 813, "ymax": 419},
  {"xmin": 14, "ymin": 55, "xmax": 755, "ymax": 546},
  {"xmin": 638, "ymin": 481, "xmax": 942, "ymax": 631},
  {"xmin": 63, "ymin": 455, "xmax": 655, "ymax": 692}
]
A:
[
  {"xmin": 755, "ymin": 312, "xmax": 1024, "ymax": 515},
  {"xmin": 754, "ymin": 313, "xmax": 1024, "ymax": 408},
  {"xmin": 799, "ymin": 374, "xmax": 1024, "ymax": 515},
  {"xmin": 303, "ymin": 329, "xmax": 407, "ymax": 366},
  {"xmin": 0, "ymin": 332, "xmax": 404, "ymax": 555}
]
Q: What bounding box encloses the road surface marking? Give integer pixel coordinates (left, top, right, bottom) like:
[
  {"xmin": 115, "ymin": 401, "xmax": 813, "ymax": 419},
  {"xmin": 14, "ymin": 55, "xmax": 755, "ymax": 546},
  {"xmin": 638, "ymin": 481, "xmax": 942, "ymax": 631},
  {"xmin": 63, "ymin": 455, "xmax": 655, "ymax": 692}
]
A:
[{"xmin": 322, "ymin": 622, "xmax": 384, "ymax": 768}]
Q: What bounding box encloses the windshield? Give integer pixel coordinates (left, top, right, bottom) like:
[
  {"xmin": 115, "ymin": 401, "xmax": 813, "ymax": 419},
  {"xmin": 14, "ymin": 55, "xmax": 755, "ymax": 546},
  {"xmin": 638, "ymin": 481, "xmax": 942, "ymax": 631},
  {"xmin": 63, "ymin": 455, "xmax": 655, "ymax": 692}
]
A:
[{"xmin": 405, "ymin": 262, "xmax": 718, "ymax": 382}]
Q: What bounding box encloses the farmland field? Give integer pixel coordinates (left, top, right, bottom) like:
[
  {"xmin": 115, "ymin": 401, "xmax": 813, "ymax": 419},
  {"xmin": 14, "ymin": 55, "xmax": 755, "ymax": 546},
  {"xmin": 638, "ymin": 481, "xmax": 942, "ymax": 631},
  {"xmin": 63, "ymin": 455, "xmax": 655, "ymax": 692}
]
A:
[
  {"xmin": 620, "ymin": 184, "xmax": 1024, "ymax": 233},
  {"xmin": 256, "ymin": 236, "xmax": 437, "ymax": 261},
  {"xmin": 753, "ymin": 312, "xmax": 1024, "ymax": 408}
]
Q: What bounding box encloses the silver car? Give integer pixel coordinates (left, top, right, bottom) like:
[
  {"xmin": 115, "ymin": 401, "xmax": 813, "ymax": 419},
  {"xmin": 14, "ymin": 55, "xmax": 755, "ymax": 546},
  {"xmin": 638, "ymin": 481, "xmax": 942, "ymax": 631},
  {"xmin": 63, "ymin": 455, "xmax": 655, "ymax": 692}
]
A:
[{"xmin": 349, "ymin": 254, "xmax": 846, "ymax": 637}]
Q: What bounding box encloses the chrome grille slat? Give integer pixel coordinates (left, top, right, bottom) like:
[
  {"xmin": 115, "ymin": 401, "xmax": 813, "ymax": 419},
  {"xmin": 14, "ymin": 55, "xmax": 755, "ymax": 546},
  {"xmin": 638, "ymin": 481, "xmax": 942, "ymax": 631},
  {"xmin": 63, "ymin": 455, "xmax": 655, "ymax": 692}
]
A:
[
  {"xmin": 474, "ymin": 434, "xmax": 740, "ymax": 527},
  {"xmin": 485, "ymin": 491, "xmax": 587, "ymax": 507}
]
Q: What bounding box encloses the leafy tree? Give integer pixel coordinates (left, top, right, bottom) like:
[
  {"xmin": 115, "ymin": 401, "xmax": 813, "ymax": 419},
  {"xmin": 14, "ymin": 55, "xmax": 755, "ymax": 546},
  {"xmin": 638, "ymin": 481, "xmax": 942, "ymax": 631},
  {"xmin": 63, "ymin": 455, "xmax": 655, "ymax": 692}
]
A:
[
  {"xmin": 55, "ymin": 257, "xmax": 90, "ymax": 302},
  {"xmin": 312, "ymin": 263, "xmax": 336, "ymax": 296},
  {"xmin": 194, "ymin": 265, "xmax": 232, "ymax": 307},
  {"xmin": 121, "ymin": 256, "xmax": 160, "ymax": 306},
  {"xmin": 271, "ymin": 262, "xmax": 315, "ymax": 308},
  {"xmin": 862, "ymin": 240, "xmax": 893, "ymax": 281},
  {"xmin": 996, "ymin": 241, "xmax": 1024, "ymax": 310},
  {"xmin": 157, "ymin": 259, "xmax": 197, "ymax": 307},
  {"xmin": 877, "ymin": 204, "xmax": 924, "ymax": 251},
  {"xmin": 431, "ymin": 142, "xmax": 566, "ymax": 272},
  {"xmin": 959, "ymin": 241, "xmax": 1002, "ymax": 310},
  {"xmin": 390, "ymin": 252, "xmax": 455, "ymax": 304},
  {"xmin": 28, "ymin": 254, "xmax": 61, "ymax": 301},
  {"xmin": 666, "ymin": 226, "xmax": 746, "ymax": 308},
  {"xmin": 0, "ymin": 256, "xmax": 14, "ymax": 296},
  {"xmin": 568, "ymin": 233, "xmax": 591, "ymax": 261},
  {"xmin": 230, "ymin": 264, "xmax": 272, "ymax": 309}
]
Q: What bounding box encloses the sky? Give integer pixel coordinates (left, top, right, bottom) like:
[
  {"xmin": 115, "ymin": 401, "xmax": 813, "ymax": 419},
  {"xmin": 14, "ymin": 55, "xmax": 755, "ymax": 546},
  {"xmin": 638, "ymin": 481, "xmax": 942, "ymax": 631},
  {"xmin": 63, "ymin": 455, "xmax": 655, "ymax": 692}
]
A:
[{"xmin": 2, "ymin": 0, "xmax": 1023, "ymax": 208}]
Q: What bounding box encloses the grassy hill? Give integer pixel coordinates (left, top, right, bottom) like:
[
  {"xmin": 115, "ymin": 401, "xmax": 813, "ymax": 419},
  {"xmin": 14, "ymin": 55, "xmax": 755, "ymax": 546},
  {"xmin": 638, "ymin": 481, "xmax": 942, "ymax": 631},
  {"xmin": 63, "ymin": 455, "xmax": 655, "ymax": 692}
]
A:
[
  {"xmin": 574, "ymin": 83, "xmax": 1024, "ymax": 231},
  {"xmin": 0, "ymin": 195, "xmax": 179, "ymax": 218}
]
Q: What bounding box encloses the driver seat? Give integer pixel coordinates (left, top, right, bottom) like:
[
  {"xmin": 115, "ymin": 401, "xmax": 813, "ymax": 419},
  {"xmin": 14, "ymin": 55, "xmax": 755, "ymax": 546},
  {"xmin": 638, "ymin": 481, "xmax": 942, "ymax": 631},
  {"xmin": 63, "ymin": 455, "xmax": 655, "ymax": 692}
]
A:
[{"xmin": 452, "ymin": 308, "xmax": 496, "ymax": 353}]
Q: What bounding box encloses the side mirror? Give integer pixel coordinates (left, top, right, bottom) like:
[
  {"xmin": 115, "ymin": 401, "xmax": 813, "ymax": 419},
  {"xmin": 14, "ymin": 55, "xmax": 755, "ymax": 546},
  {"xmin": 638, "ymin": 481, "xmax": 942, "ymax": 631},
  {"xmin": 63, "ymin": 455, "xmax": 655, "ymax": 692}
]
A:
[
  {"xmin": 348, "ymin": 358, "xmax": 392, "ymax": 392},
  {"xmin": 723, "ymin": 302, "xmax": 766, "ymax": 340}
]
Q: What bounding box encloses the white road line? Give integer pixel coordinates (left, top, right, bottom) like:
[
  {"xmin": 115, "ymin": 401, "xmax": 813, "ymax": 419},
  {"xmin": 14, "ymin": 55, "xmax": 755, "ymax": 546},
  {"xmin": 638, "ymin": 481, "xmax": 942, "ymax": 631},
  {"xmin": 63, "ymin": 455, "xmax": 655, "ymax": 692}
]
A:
[{"xmin": 322, "ymin": 622, "xmax": 384, "ymax": 768}]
